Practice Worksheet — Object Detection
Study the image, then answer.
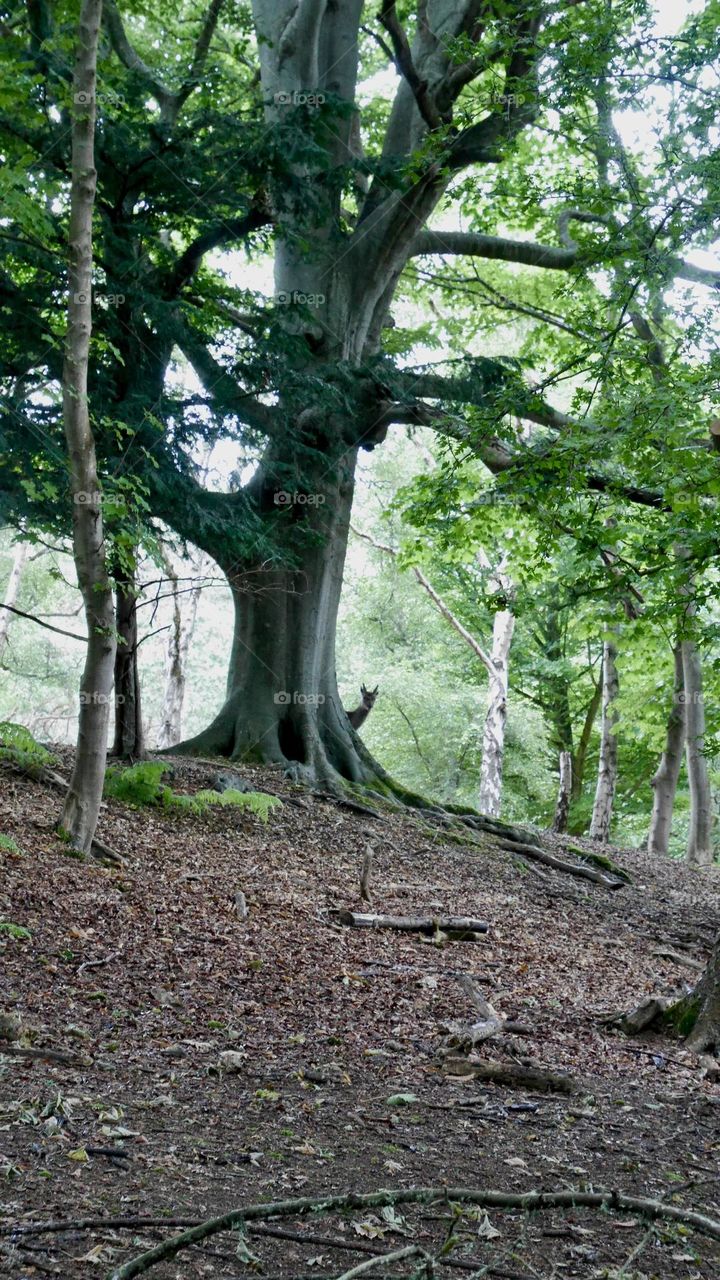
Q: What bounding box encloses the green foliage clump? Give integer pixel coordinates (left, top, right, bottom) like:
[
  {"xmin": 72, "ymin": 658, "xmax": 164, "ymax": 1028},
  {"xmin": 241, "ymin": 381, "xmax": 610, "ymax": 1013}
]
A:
[
  {"xmin": 104, "ymin": 761, "xmax": 169, "ymax": 806},
  {"xmin": 0, "ymin": 722, "xmax": 56, "ymax": 772},
  {"xmin": 0, "ymin": 920, "xmax": 31, "ymax": 939},
  {"xmin": 0, "ymin": 833, "xmax": 22, "ymax": 854},
  {"xmin": 104, "ymin": 763, "xmax": 281, "ymax": 823}
]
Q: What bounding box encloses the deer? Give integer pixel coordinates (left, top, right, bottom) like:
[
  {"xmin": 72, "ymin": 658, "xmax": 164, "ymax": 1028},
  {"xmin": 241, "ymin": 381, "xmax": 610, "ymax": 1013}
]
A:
[{"xmin": 347, "ymin": 683, "xmax": 379, "ymax": 729}]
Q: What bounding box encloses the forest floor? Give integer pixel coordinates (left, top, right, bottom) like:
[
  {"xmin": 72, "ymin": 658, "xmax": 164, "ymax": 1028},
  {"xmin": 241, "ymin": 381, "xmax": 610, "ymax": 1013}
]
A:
[{"xmin": 1, "ymin": 755, "xmax": 720, "ymax": 1280}]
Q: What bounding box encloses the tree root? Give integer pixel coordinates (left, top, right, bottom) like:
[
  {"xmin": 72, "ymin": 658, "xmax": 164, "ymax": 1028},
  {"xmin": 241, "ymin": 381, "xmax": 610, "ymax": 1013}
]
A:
[{"xmin": 103, "ymin": 1186, "xmax": 720, "ymax": 1279}]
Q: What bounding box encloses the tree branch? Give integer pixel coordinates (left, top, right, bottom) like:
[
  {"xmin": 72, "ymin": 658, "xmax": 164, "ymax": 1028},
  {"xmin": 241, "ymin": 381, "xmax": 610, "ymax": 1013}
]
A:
[
  {"xmin": 410, "ymin": 229, "xmax": 720, "ymax": 291},
  {"xmin": 352, "ymin": 525, "xmax": 494, "ymax": 674},
  {"xmin": 167, "ymin": 199, "xmax": 270, "ymax": 297},
  {"xmin": 378, "ymin": 1, "xmax": 443, "ymax": 130}
]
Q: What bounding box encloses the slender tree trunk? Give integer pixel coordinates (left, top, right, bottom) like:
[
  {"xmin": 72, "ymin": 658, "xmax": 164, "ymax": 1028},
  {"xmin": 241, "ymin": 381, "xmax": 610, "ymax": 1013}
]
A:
[
  {"xmin": 478, "ymin": 605, "xmax": 515, "ymax": 817},
  {"xmin": 0, "ymin": 541, "xmax": 29, "ymax": 661},
  {"xmin": 571, "ymin": 678, "xmax": 602, "ymax": 801},
  {"xmin": 552, "ymin": 751, "xmax": 572, "ymax": 834},
  {"xmin": 682, "ymin": 638, "xmax": 714, "ymax": 866},
  {"xmin": 112, "ymin": 562, "xmax": 144, "ymax": 759},
  {"xmin": 647, "ymin": 645, "xmax": 686, "ymax": 856},
  {"xmin": 60, "ymin": 0, "xmax": 116, "ymax": 854},
  {"xmin": 589, "ymin": 636, "xmax": 619, "ymax": 842},
  {"xmin": 156, "ymin": 551, "xmax": 207, "ymax": 749}
]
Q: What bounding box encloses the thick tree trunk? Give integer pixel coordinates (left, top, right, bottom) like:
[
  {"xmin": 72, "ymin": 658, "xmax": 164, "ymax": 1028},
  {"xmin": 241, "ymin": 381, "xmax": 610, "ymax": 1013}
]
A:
[
  {"xmin": 589, "ymin": 636, "xmax": 619, "ymax": 843},
  {"xmin": 156, "ymin": 551, "xmax": 207, "ymax": 749},
  {"xmin": 60, "ymin": 0, "xmax": 116, "ymax": 854},
  {"xmin": 682, "ymin": 638, "xmax": 714, "ymax": 866},
  {"xmin": 175, "ymin": 451, "xmax": 377, "ymax": 787},
  {"xmin": 647, "ymin": 645, "xmax": 685, "ymax": 856},
  {"xmin": 685, "ymin": 933, "xmax": 720, "ymax": 1053},
  {"xmin": 478, "ymin": 606, "xmax": 514, "ymax": 817},
  {"xmin": 552, "ymin": 751, "xmax": 572, "ymax": 834},
  {"xmin": 0, "ymin": 541, "xmax": 29, "ymax": 661},
  {"xmin": 112, "ymin": 563, "xmax": 144, "ymax": 759}
]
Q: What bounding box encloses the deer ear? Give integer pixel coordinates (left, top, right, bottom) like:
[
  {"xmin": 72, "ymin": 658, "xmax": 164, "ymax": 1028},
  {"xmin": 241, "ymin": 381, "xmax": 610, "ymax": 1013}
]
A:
[
  {"xmin": 371, "ymin": 685, "xmax": 379, "ymax": 695},
  {"xmin": 360, "ymin": 683, "xmax": 367, "ymax": 695}
]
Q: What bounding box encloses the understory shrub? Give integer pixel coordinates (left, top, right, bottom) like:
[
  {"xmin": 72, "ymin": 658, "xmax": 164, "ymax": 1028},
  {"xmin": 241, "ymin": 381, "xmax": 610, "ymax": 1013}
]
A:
[{"xmin": 104, "ymin": 761, "xmax": 281, "ymax": 823}]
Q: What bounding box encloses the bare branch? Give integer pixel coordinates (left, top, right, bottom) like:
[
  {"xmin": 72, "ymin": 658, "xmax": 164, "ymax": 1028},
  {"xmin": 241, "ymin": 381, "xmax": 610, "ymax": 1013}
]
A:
[{"xmin": 378, "ymin": 1, "xmax": 443, "ymax": 130}]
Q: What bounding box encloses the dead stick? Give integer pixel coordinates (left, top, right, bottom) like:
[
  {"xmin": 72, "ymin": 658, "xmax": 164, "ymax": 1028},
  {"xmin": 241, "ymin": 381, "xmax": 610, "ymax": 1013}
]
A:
[
  {"xmin": 106, "ymin": 1185, "xmax": 720, "ymax": 1279},
  {"xmin": 360, "ymin": 846, "xmax": 373, "ymax": 905}
]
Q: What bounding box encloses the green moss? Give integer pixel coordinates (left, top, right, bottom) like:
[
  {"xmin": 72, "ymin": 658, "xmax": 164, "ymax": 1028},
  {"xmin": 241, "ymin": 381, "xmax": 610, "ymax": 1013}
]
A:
[
  {"xmin": 565, "ymin": 844, "xmax": 632, "ymax": 883},
  {"xmin": 0, "ymin": 833, "xmax": 22, "ymax": 855},
  {"xmin": 104, "ymin": 763, "xmax": 281, "ymax": 823},
  {"xmin": 661, "ymin": 995, "xmax": 700, "ymax": 1037}
]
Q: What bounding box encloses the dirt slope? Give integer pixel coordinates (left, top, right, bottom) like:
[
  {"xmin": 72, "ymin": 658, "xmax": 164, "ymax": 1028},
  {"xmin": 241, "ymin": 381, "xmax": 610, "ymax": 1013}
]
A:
[{"xmin": 1, "ymin": 756, "xmax": 719, "ymax": 1279}]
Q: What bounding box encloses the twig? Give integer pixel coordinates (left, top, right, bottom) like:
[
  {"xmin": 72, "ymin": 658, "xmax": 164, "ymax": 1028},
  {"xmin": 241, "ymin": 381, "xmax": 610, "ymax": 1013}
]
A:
[
  {"xmin": 337, "ymin": 1245, "xmax": 431, "ymax": 1280},
  {"xmin": 77, "ymin": 948, "xmax": 123, "ymax": 977}
]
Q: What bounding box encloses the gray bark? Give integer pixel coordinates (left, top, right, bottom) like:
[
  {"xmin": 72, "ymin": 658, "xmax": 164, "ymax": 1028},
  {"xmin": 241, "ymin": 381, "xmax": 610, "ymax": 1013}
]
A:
[
  {"xmin": 647, "ymin": 645, "xmax": 686, "ymax": 856},
  {"xmin": 589, "ymin": 637, "xmax": 619, "ymax": 843},
  {"xmin": 552, "ymin": 751, "xmax": 572, "ymax": 834},
  {"xmin": 478, "ymin": 602, "xmax": 514, "ymax": 818},
  {"xmin": 686, "ymin": 933, "xmax": 720, "ymax": 1053},
  {"xmin": 60, "ymin": 0, "xmax": 117, "ymax": 854},
  {"xmin": 0, "ymin": 541, "xmax": 29, "ymax": 661},
  {"xmin": 156, "ymin": 549, "xmax": 208, "ymax": 750},
  {"xmin": 682, "ymin": 638, "xmax": 714, "ymax": 866}
]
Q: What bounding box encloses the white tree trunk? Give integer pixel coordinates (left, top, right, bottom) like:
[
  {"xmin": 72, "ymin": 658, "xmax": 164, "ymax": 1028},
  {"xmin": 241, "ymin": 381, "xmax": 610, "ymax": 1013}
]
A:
[
  {"xmin": 0, "ymin": 542, "xmax": 29, "ymax": 660},
  {"xmin": 647, "ymin": 645, "xmax": 686, "ymax": 856},
  {"xmin": 60, "ymin": 0, "xmax": 117, "ymax": 855},
  {"xmin": 156, "ymin": 551, "xmax": 208, "ymax": 749},
  {"xmin": 683, "ymin": 638, "xmax": 714, "ymax": 866},
  {"xmin": 552, "ymin": 751, "xmax": 573, "ymax": 834},
  {"xmin": 478, "ymin": 606, "xmax": 515, "ymax": 817},
  {"xmin": 590, "ymin": 637, "xmax": 619, "ymax": 842}
]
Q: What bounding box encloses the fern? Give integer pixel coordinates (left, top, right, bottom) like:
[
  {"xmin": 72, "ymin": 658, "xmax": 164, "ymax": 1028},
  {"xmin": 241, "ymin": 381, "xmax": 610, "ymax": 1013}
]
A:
[
  {"xmin": 0, "ymin": 722, "xmax": 56, "ymax": 771},
  {"xmin": 0, "ymin": 920, "xmax": 31, "ymax": 940},
  {"xmin": 104, "ymin": 764, "xmax": 281, "ymax": 823}
]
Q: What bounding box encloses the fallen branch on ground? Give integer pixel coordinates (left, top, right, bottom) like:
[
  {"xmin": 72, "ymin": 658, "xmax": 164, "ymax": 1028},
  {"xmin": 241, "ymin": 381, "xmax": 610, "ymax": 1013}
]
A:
[
  {"xmin": 495, "ymin": 839, "xmax": 624, "ymax": 890},
  {"xmin": 443, "ymin": 1057, "xmax": 576, "ymax": 1093},
  {"xmin": 0, "ymin": 1044, "xmax": 88, "ymax": 1065},
  {"xmin": 331, "ymin": 911, "xmax": 488, "ymax": 939},
  {"xmin": 104, "ymin": 1185, "xmax": 720, "ymax": 1279}
]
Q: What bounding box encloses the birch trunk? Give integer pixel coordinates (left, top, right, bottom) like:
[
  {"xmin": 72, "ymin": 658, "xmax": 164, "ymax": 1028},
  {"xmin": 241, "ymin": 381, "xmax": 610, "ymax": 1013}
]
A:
[
  {"xmin": 647, "ymin": 645, "xmax": 686, "ymax": 856},
  {"xmin": 156, "ymin": 551, "xmax": 207, "ymax": 750},
  {"xmin": 589, "ymin": 637, "xmax": 619, "ymax": 843},
  {"xmin": 682, "ymin": 639, "xmax": 714, "ymax": 866},
  {"xmin": 0, "ymin": 542, "xmax": 29, "ymax": 661},
  {"xmin": 60, "ymin": 0, "xmax": 116, "ymax": 854},
  {"xmin": 478, "ymin": 605, "xmax": 515, "ymax": 818},
  {"xmin": 552, "ymin": 751, "xmax": 572, "ymax": 834}
]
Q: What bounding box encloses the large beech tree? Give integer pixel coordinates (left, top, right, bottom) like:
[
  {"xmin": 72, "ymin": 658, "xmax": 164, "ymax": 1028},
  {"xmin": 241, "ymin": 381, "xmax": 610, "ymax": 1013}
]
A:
[{"xmin": 1, "ymin": 1, "xmax": 719, "ymax": 795}]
